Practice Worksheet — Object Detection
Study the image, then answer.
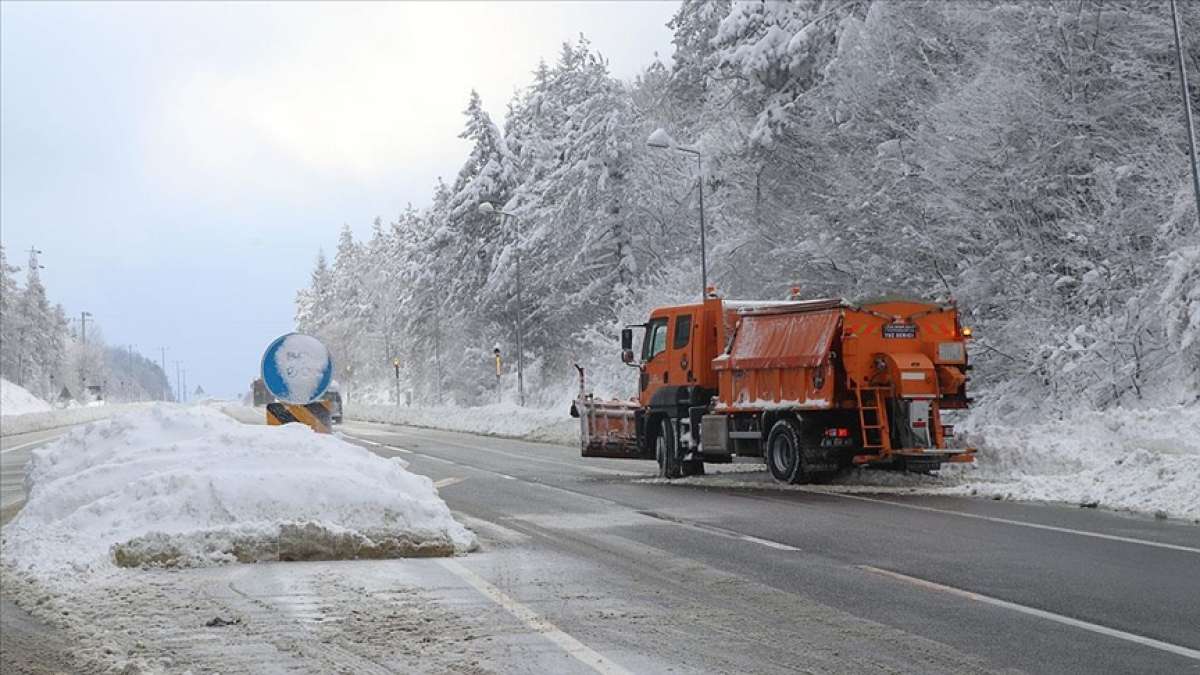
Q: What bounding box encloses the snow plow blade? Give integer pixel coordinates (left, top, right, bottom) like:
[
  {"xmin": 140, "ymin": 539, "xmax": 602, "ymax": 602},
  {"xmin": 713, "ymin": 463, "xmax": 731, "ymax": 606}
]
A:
[{"xmin": 573, "ymin": 396, "xmax": 645, "ymax": 459}]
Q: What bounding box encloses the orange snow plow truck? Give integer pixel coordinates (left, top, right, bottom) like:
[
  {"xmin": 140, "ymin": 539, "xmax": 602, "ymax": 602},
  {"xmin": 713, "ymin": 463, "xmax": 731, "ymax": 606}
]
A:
[{"xmin": 571, "ymin": 296, "xmax": 975, "ymax": 482}]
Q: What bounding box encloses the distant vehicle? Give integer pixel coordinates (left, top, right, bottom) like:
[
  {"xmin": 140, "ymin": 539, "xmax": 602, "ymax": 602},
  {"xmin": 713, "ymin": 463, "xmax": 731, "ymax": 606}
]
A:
[
  {"xmin": 322, "ymin": 381, "xmax": 343, "ymax": 424},
  {"xmin": 251, "ymin": 378, "xmax": 273, "ymax": 406}
]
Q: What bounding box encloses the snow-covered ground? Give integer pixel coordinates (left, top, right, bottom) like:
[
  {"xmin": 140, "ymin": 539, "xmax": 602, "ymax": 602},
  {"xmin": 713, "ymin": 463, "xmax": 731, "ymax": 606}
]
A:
[
  {"xmin": 2, "ymin": 405, "xmax": 475, "ymax": 582},
  {"xmin": 0, "ymin": 378, "xmax": 51, "ymax": 416},
  {"xmin": 346, "ymin": 401, "xmax": 578, "ymax": 446}
]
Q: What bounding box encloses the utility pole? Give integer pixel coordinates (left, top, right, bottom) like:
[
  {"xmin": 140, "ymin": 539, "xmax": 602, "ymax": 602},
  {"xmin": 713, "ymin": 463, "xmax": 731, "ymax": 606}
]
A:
[
  {"xmin": 1171, "ymin": 0, "xmax": 1200, "ymax": 229},
  {"xmin": 175, "ymin": 360, "xmax": 181, "ymax": 403},
  {"xmin": 79, "ymin": 311, "xmax": 92, "ymax": 388},
  {"xmin": 160, "ymin": 347, "xmax": 168, "ymax": 401},
  {"xmin": 182, "ymin": 368, "xmax": 187, "ymax": 403}
]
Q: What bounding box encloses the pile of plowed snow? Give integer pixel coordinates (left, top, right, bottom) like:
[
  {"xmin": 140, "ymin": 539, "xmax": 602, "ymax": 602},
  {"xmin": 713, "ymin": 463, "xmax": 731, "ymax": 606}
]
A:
[
  {"xmin": 1, "ymin": 378, "xmax": 52, "ymax": 416},
  {"xmin": 1, "ymin": 405, "xmax": 475, "ymax": 579}
]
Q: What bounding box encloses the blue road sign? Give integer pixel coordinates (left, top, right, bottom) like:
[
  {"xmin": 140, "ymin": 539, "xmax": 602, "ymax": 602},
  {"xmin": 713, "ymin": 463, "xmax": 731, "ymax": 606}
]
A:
[{"xmin": 261, "ymin": 333, "xmax": 334, "ymax": 404}]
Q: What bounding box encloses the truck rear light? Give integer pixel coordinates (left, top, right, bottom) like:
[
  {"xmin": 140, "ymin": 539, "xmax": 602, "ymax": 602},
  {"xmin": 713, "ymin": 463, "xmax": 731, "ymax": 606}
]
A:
[
  {"xmin": 942, "ymin": 425, "xmax": 954, "ymax": 437},
  {"xmin": 824, "ymin": 427, "xmax": 850, "ymax": 438}
]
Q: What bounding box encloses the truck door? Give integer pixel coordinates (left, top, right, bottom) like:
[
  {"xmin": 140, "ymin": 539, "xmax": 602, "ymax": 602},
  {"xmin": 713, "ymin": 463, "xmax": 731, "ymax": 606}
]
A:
[
  {"xmin": 671, "ymin": 313, "xmax": 695, "ymax": 384},
  {"xmin": 639, "ymin": 316, "xmax": 670, "ymax": 406}
]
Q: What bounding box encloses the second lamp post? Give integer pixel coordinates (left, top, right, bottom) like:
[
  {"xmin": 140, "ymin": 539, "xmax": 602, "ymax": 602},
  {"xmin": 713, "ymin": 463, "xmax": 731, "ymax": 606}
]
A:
[
  {"xmin": 647, "ymin": 127, "xmax": 708, "ymax": 300},
  {"xmin": 478, "ymin": 201, "xmax": 526, "ymax": 407}
]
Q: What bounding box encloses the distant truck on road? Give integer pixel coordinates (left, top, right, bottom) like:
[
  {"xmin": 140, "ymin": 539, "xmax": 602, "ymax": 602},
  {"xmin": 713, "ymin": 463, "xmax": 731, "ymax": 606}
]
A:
[
  {"xmin": 251, "ymin": 378, "xmax": 273, "ymax": 406},
  {"xmin": 572, "ymin": 295, "xmax": 975, "ymax": 482}
]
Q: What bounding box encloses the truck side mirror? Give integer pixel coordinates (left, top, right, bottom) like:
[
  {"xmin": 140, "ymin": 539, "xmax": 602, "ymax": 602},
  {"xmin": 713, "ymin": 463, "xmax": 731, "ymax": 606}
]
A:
[{"xmin": 620, "ymin": 328, "xmax": 633, "ymax": 351}]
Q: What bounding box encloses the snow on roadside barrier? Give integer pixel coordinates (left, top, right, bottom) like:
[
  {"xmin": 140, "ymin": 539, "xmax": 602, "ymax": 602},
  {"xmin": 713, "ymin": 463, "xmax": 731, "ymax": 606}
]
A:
[
  {"xmin": 1, "ymin": 405, "xmax": 476, "ymax": 579},
  {"xmin": 347, "ymin": 401, "xmax": 578, "ymax": 446},
  {"xmin": 1, "ymin": 401, "xmax": 154, "ymax": 437}
]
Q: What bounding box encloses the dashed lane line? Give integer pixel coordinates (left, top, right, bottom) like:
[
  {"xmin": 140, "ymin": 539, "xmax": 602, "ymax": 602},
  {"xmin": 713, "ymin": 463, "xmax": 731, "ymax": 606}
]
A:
[
  {"xmin": 438, "ymin": 558, "xmax": 632, "ymax": 675},
  {"xmin": 433, "ymin": 477, "xmax": 466, "ymax": 489},
  {"xmin": 860, "ymin": 565, "xmax": 1200, "ymax": 661},
  {"xmin": 806, "ymin": 490, "xmax": 1200, "ymax": 555}
]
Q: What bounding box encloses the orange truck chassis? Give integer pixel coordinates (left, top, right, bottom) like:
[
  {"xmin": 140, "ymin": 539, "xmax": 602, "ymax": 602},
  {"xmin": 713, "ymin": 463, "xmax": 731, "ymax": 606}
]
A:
[{"xmin": 571, "ymin": 295, "xmax": 975, "ymax": 482}]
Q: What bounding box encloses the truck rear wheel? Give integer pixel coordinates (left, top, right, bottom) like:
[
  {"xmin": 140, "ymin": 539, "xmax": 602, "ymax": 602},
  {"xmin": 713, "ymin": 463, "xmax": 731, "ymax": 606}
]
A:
[
  {"xmin": 656, "ymin": 418, "xmax": 683, "ymax": 479},
  {"xmin": 766, "ymin": 418, "xmax": 808, "ymax": 484}
]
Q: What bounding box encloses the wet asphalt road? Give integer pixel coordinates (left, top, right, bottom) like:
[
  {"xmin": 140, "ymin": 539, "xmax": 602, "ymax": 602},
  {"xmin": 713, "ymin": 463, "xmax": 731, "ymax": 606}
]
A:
[
  {"xmin": 1, "ymin": 415, "xmax": 1197, "ymax": 673},
  {"xmin": 338, "ymin": 419, "xmax": 1200, "ymax": 674}
]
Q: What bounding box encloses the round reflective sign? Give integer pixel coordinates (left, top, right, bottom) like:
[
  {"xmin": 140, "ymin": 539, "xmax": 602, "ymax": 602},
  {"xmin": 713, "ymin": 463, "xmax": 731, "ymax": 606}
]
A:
[{"xmin": 261, "ymin": 332, "xmax": 333, "ymax": 404}]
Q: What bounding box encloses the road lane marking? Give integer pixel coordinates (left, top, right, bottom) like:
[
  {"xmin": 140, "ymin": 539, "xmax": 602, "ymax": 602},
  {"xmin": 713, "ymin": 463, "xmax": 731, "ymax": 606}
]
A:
[
  {"xmin": 740, "ymin": 535, "xmax": 801, "ymax": 551},
  {"xmin": 0, "ymin": 437, "xmax": 56, "ymax": 455},
  {"xmin": 810, "ymin": 491, "xmax": 1200, "ymax": 554},
  {"xmin": 637, "ymin": 510, "xmax": 801, "ymax": 552},
  {"xmin": 499, "ymin": 474, "xmax": 517, "ymax": 480},
  {"xmin": 433, "ymin": 477, "xmax": 465, "ymax": 489},
  {"xmin": 384, "ymin": 444, "xmax": 413, "ymax": 454},
  {"xmin": 438, "ymin": 558, "xmax": 631, "ymax": 675},
  {"xmin": 859, "ymin": 565, "xmax": 1200, "ymax": 661}
]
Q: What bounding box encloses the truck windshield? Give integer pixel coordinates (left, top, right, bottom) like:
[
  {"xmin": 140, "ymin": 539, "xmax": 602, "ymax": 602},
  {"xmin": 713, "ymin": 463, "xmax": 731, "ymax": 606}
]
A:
[{"xmin": 642, "ymin": 318, "xmax": 668, "ymax": 361}]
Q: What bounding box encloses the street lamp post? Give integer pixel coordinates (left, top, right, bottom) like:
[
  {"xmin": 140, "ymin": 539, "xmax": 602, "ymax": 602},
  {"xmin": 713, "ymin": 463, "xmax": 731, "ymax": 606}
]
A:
[
  {"xmin": 478, "ymin": 201, "xmax": 526, "ymax": 407},
  {"xmin": 647, "ymin": 128, "xmax": 708, "ymax": 300}
]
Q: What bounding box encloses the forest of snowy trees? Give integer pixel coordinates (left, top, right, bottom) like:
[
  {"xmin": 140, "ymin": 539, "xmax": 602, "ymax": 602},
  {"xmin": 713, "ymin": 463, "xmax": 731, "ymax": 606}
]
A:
[
  {"xmin": 295, "ymin": 0, "xmax": 1200, "ymax": 419},
  {"xmin": 0, "ymin": 245, "xmax": 171, "ymax": 405}
]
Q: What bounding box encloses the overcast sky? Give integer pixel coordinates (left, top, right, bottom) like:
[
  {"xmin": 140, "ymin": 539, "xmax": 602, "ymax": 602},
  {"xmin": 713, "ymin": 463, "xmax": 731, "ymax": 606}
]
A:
[{"xmin": 1, "ymin": 1, "xmax": 677, "ymax": 398}]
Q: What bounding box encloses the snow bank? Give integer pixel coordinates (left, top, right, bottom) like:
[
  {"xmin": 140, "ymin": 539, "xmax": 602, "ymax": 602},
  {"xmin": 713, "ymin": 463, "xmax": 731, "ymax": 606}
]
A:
[
  {"xmin": 347, "ymin": 401, "xmax": 578, "ymax": 446},
  {"xmin": 955, "ymin": 405, "xmax": 1200, "ymax": 520},
  {"xmin": 2, "ymin": 405, "xmax": 476, "ymax": 580},
  {"xmin": 1, "ymin": 378, "xmax": 52, "ymax": 416}
]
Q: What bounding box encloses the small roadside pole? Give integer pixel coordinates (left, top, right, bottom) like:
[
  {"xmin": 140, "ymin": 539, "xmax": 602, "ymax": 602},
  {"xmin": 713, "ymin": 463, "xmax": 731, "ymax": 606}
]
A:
[
  {"xmin": 493, "ymin": 346, "xmax": 502, "ymax": 403},
  {"xmin": 393, "ymin": 357, "xmax": 401, "ymax": 408}
]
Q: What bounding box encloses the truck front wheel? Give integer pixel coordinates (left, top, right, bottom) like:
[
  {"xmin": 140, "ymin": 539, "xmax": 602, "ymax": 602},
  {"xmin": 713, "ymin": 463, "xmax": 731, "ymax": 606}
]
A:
[
  {"xmin": 766, "ymin": 418, "xmax": 807, "ymax": 484},
  {"xmin": 656, "ymin": 417, "xmax": 683, "ymax": 479}
]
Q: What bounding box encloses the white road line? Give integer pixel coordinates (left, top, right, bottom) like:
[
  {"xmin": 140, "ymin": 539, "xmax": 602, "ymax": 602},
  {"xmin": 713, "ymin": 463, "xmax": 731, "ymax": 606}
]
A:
[
  {"xmin": 740, "ymin": 535, "xmax": 801, "ymax": 551},
  {"xmin": 433, "ymin": 477, "xmax": 465, "ymax": 489},
  {"xmin": 438, "ymin": 559, "xmax": 632, "ymax": 675},
  {"xmin": 423, "ymin": 455, "xmax": 458, "ymax": 466},
  {"xmin": 860, "ymin": 565, "xmax": 1200, "ymax": 661},
  {"xmin": 384, "ymin": 444, "xmax": 413, "ymax": 454},
  {"xmin": 811, "ymin": 490, "xmax": 1200, "ymax": 555},
  {"xmin": 0, "ymin": 437, "xmax": 56, "ymax": 455},
  {"xmin": 499, "ymin": 474, "xmax": 517, "ymax": 480}
]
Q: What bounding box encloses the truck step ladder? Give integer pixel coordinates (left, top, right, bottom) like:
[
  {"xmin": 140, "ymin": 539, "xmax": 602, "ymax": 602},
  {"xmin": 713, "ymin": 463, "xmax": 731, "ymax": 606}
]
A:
[{"xmin": 854, "ymin": 386, "xmax": 890, "ymax": 451}]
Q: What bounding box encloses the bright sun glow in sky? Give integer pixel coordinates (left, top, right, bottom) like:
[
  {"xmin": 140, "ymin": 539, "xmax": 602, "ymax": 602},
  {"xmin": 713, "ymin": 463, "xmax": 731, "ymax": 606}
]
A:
[{"xmin": 1, "ymin": 1, "xmax": 676, "ymax": 397}]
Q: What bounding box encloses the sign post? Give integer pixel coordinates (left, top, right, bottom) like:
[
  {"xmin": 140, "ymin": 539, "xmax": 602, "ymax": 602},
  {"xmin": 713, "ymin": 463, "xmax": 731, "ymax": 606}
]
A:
[
  {"xmin": 493, "ymin": 346, "xmax": 502, "ymax": 403},
  {"xmin": 261, "ymin": 332, "xmax": 335, "ymax": 433},
  {"xmin": 393, "ymin": 357, "xmax": 401, "ymax": 408}
]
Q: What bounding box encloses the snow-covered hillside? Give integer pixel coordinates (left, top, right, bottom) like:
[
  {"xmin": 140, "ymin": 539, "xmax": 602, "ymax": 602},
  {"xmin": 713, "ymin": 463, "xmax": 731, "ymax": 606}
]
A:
[
  {"xmin": 0, "ymin": 378, "xmax": 51, "ymax": 416},
  {"xmin": 2, "ymin": 406, "xmax": 475, "ymax": 581}
]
